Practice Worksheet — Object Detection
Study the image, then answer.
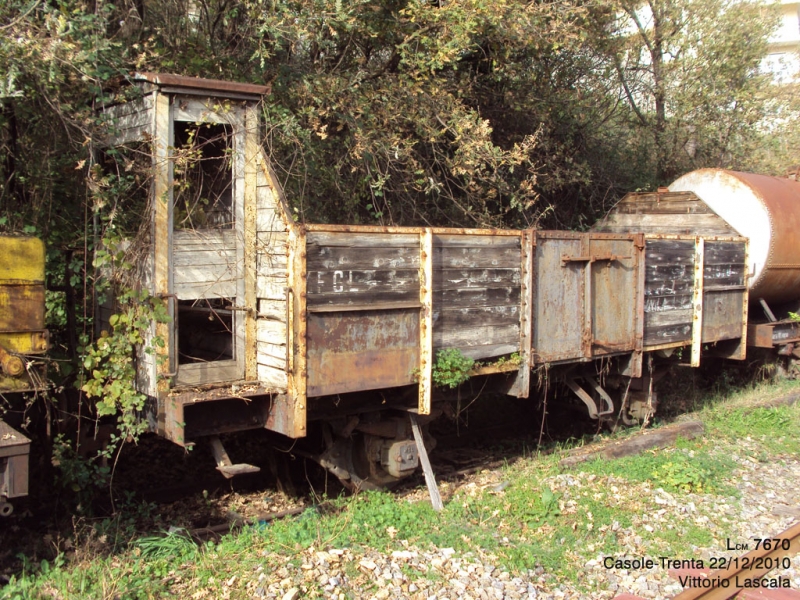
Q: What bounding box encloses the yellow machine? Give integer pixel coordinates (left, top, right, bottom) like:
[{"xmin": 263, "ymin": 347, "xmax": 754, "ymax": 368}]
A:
[
  {"xmin": 0, "ymin": 235, "xmax": 47, "ymax": 515},
  {"xmin": 0, "ymin": 235, "xmax": 48, "ymax": 391}
]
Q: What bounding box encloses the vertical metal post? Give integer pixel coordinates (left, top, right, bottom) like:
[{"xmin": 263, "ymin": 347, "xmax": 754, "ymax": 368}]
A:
[
  {"xmin": 736, "ymin": 239, "xmax": 749, "ymax": 359},
  {"xmin": 418, "ymin": 228, "xmax": 434, "ymax": 415},
  {"xmin": 690, "ymin": 236, "xmax": 705, "ymax": 367},
  {"xmin": 508, "ymin": 229, "xmax": 533, "ymax": 398}
]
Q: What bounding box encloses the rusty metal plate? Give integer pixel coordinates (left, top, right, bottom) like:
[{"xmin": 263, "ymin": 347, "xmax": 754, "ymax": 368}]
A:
[
  {"xmin": 533, "ymin": 235, "xmax": 585, "ymax": 363},
  {"xmin": 589, "ymin": 237, "xmax": 639, "ymax": 355},
  {"xmin": 0, "ymin": 284, "xmax": 45, "ymax": 333},
  {"xmin": 306, "ymin": 308, "xmax": 419, "ymax": 397}
]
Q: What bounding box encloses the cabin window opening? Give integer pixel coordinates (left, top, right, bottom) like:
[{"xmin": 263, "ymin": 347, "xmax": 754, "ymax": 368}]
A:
[
  {"xmin": 173, "ymin": 122, "xmax": 234, "ymax": 231},
  {"xmin": 177, "ymin": 298, "xmax": 235, "ymax": 364}
]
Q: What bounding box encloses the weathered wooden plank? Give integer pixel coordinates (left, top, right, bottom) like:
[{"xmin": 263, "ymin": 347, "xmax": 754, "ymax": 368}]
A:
[
  {"xmin": 434, "ymin": 323, "xmax": 520, "ymax": 349},
  {"xmin": 645, "ymin": 240, "xmax": 696, "ymax": 263},
  {"xmin": 703, "ymin": 265, "xmax": 746, "ymax": 287},
  {"xmin": 257, "ymin": 319, "xmax": 287, "ymax": 346},
  {"xmin": 596, "ymin": 213, "xmax": 736, "ymax": 236},
  {"xmin": 173, "ymin": 229, "xmax": 238, "ymax": 250},
  {"xmin": 257, "ymin": 363, "xmax": 288, "ymax": 389},
  {"xmin": 307, "ymin": 246, "xmax": 420, "ymax": 270},
  {"xmin": 644, "ymin": 323, "xmax": 692, "ymax": 345},
  {"xmin": 458, "ymin": 343, "xmax": 520, "ymax": 360},
  {"xmin": 102, "ymin": 94, "xmax": 154, "ymax": 118},
  {"xmin": 702, "ymin": 290, "xmax": 746, "ymax": 343},
  {"xmin": 433, "ymin": 269, "xmax": 520, "ymax": 290},
  {"xmin": 258, "ymin": 263, "xmax": 289, "ymax": 276},
  {"xmin": 644, "ymin": 308, "xmax": 693, "ymax": 327},
  {"xmin": 173, "ymin": 248, "xmax": 241, "ymax": 267},
  {"xmin": 306, "ymin": 289, "xmax": 416, "ymax": 306},
  {"xmin": 306, "ymin": 241, "xmax": 521, "ymax": 270},
  {"xmin": 257, "ymin": 298, "xmax": 287, "ymax": 320},
  {"xmin": 173, "ymin": 261, "xmax": 237, "ymax": 284},
  {"xmin": 433, "ymin": 305, "xmax": 520, "ymax": 328},
  {"xmin": 435, "ymin": 286, "xmax": 521, "ymax": 309},
  {"xmin": 614, "ymin": 200, "xmax": 712, "ymax": 214},
  {"xmin": 174, "ymin": 280, "xmax": 237, "ymax": 300},
  {"xmin": 434, "ymin": 246, "xmax": 521, "ymax": 269},
  {"xmin": 645, "ymin": 280, "xmax": 695, "ymax": 296},
  {"xmin": 704, "ymin": 250, "xmax": 746, "ymax": 266},
  {"xmin": 559, "ymin": 421, "xmax": 704, "ymax": 468},
  {"xmin": 256, "ymin": 206, "xmax": 289, "ymax": 233},
  {"xmin": 105, "ymin": 125, "xmax": 151, "ymax": 146},
  {"xmin": 307, "ymin": 269, "xmax": 419, "ymax": 298},
  {"xmin": 256, "ymin": 229, "xmax": 289, "ymax": 245},
  {"xmin": 258, "ymin": 249, "xmax": 289, "ymax": 267},
  {"xmin": 433, "ymin": 234, "xmax": 520, "ymax": 248},
  {"xmin": 256, "ymin": 277, "xmax": 289, "ymax": 301},
  {"xmin": 644, "ymin": 296, "xmax": 693, "ymax": 313},
  {"xmin": 152, "ymin": 90, "xmax": 172, "ymax": 406},
  {"xmin": 307, "ymin": 231, "xmax": 419, "ymax": 248},
  {"xmin": 172, "ymin": 96, "xmax": 245, "ymax": 126},
  {"xmin": 419, "ymin": 229, "xmax": 434, "ymax": 415},
  {"xmin": 257, "ymin": 351, "xmax": 287, "ymax": 371}
]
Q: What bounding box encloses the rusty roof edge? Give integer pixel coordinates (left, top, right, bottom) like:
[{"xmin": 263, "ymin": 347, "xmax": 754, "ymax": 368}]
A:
[{"xmin": 133, "ymin": 72, "xmax": 270, "ymax": 97}]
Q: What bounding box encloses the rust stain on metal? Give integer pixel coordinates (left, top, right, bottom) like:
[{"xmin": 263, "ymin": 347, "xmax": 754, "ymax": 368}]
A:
[
  {"xmin": 306, "ymin": 309, "xmax": 420, "ymax": 396},
  {"xmin": 304, "ymin": 223, "xmax": 519, "ymax": 236},
  {"xmin": 135, "ymin": 73, "xmax": 270, "ymax": 97}
]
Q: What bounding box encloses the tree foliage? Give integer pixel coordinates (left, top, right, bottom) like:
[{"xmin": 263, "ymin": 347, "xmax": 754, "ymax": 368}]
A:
[
  {"xmin": 0, "ymin": 0, "xmax": 789, "ymax": 326},
  {"xmin": 609, "ymin": 0, "xmax": 779, "ymax": 183}
]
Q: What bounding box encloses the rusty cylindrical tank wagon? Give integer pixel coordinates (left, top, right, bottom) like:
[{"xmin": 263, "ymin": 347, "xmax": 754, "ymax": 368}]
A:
[
  {"xmin": 668, "ymin": 169, "xmax": 800, "ymax": 353},
  {"xmin": 669, "ymin": 169, "xmax": 800, "ymax": 304}
]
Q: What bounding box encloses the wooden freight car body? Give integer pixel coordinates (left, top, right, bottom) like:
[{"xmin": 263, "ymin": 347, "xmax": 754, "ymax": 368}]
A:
[
  {"xmin": 594, "ymin": 189, "xmax": 750, "ymax": 365},
  {"xmin": 97, "ymin": 75, "xmax": 748, "ymax": 484}
]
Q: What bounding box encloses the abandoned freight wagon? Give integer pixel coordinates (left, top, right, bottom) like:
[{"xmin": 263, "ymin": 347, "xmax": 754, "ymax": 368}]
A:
[
  {"xmin": 97, "ymin": 73, "xmax": 545, "ymax": 486},
  {"xmin": 97, "ymin": 74, "xmax": 723, "ymax": 487}
]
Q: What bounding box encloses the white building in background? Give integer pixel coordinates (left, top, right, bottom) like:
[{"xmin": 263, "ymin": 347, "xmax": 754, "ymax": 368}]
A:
[{"xmin": 765, "ymin": 0, "xmax": 800, "ymax": 80}]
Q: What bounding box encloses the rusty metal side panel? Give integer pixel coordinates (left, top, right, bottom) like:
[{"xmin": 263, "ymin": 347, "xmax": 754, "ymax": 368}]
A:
[
  {"xmin": 747, "ymin": 323, "xmax": 776, "ymax": 348},
  {"xmin": 0, "ymin": 285, "xmax": 45, "ymax": 335},
  {"xmin": 589, "ymin": 237, "xmax": 639, "ymax": 356},
  {"xmin": 532, "ymin": 233, "xmax": 584, "ymax": 363},
  {"xmin": 306, "ymin": 308, "xmax": 420, "ymax": 397}
]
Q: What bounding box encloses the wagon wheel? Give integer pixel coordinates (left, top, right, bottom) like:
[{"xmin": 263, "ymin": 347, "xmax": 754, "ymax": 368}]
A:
[{"xmin": 318, "ymin": 433, "xmax": 402, "ymax": 491}]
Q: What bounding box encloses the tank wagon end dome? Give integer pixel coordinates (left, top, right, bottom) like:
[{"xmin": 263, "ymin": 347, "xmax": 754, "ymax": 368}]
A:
[{"xmin": 669, "ymin": 168, "xmax": 800, "ymax": 304}]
